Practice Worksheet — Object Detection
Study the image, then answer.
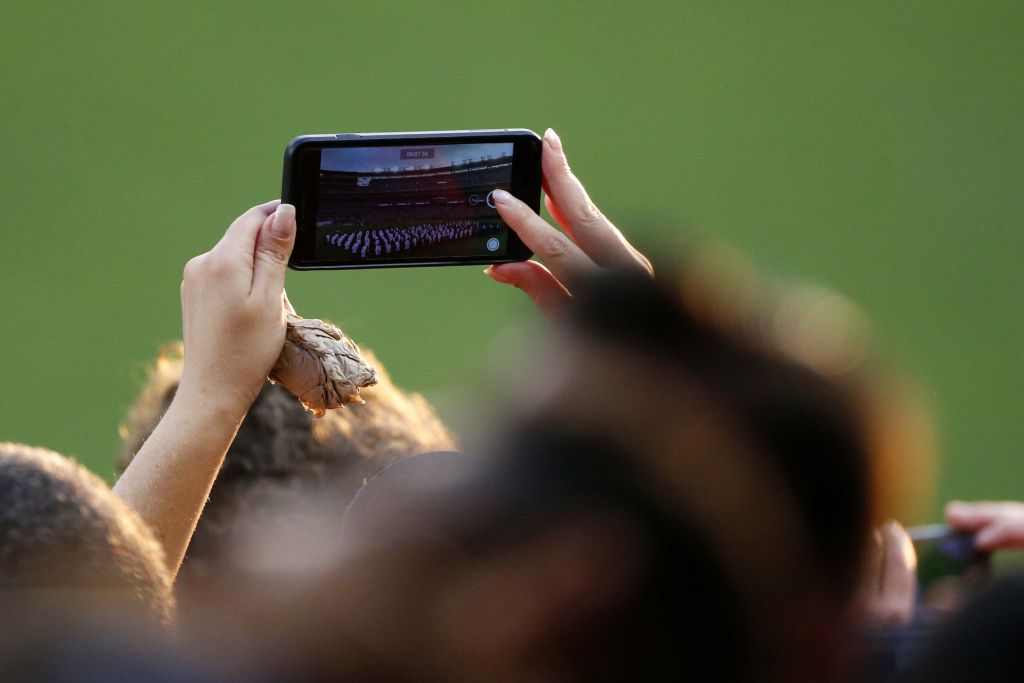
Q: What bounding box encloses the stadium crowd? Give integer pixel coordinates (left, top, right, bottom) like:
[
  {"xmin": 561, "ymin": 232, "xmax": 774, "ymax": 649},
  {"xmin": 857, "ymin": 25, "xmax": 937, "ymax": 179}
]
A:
[
  {"xmin": 317, "ymin": 196, "xmax": 505, "ymax": 226},
  {"xmin": 324, "ymin": 220, "xmax": 500, "ymax": 257},
  {"xmin": 2, "ymin": 129, "xmax": 1024, "ymax": 681}
]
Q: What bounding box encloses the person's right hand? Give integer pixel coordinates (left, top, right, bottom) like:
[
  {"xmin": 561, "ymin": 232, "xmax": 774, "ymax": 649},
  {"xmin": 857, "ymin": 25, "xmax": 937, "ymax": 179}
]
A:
[
  {"xmin": 946, "ymin": 500, "xmax": 1024, "ymax": 551},
  {"xmin": 179, "ymin": 201, "xmax": 297, "ymax": 416},
  {"xmin": 485, "ymin": 129, "xmax": 653, "ymax": 319}
]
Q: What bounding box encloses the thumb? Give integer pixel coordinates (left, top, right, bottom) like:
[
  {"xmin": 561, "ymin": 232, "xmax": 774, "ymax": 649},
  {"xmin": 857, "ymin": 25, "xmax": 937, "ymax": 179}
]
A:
[{"xmin": 253, "ymin": 203, "xmax": 296, "ymax": 297}]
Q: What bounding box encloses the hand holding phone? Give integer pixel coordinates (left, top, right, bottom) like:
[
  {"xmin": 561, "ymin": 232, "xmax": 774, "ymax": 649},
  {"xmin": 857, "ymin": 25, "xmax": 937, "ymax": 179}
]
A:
[
  {"xmin": 945, "ymin": 500, "xmax": 1024, "ymax": 551},
  {"xmin": 485, "ymin": 128, "xmax": 654, "ymax": 319}
]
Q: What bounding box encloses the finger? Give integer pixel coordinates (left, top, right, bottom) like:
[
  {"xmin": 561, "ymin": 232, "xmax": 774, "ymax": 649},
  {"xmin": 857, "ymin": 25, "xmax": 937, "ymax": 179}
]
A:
[
  {"xmin": 251, "ymin": 204, "xmax": 296, "ymax": 298},
  {"xmin": 541, "ymin": 129, "xmax": 649, "ymax": 274},
  {"xmin": 975, "ymin": 520, "xmax": 1024, "ymax": 551},
  {"xmin": 485, "ymin": 261, "xmax": 571, "ymax": 321},
  {"xmin": 214, "ymin": 199, "xmax": 281, "ymax": 256},
  {"xmin": 543, "ymin": 192, "xmax": 576, "ymax": 240},
  {"xmin": 863, "ymin": 528, "xmax": 883, "ymax": 593},
  {"xmin": 945, "ymin": 501, "xmax": 1015, "ymax": 529},
  {"xmin": 878, "ymin": 521, "xmax": 917, "ymax": 626},
  {"xmin": 880, "ymin": 522, "xmax": 917, "ymax": 596},
  {"xmin": 491, "ymin": 189, "xmax": 597, "ymax": 289}
]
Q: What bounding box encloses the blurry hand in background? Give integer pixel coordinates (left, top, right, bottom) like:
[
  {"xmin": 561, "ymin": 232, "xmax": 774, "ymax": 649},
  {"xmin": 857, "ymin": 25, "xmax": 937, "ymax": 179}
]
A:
[
  {"xmin": 946, "ymin": 501, "xmax": 1024, "ymax": 551},
  {"xmin": 486, "ymin": 128, "xmax": 653, "ymax": 319}
]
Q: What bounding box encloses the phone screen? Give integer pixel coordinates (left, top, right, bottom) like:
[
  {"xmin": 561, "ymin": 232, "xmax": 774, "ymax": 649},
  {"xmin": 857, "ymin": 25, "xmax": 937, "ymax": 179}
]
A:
[
  {"xmin": 316, "ymin": 142, "xmax": 513, "ymax": 261},
  {"xmin": 285, "ymin": 131, "xmax": 541, "ymax": 270}
]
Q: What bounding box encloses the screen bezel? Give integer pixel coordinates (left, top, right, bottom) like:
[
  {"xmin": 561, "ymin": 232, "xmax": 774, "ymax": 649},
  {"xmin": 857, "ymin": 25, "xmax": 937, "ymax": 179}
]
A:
[{"xmin": 283, "ymin": 130, "xmax": 541, "ymax": 270}]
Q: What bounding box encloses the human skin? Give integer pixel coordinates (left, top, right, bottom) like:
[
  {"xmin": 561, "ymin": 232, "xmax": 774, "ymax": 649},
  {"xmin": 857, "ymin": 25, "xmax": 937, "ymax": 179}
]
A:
[
  {"xmin": 485, "ymin": 128, "xmax": 653, "ymax": 318},
  {"xmin": 857, "ymin": 520, "xmax": 918, "ymax": 628},
  {"xmin": 113, "ymin": 128, "xmax": 652, "ymax": 579},
  {"xmin": 946, "ymin": 500, "xmax": 1024, "ymax": 551},
  {"xmin": 113, "ymin": 200, "xmax": 297, "ymax": 577}
]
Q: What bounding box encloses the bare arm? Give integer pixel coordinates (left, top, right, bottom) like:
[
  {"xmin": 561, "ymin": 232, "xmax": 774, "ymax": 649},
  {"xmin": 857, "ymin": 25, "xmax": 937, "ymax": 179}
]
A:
[{"xmin": 114, "ymin": 200, "xmax": 297, "ymax": 577}]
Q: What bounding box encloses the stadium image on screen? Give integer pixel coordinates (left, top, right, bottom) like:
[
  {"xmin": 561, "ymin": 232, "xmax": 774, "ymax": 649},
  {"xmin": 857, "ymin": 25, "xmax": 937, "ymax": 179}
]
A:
[{"xmin": 315, "ymin": 143, "xmax": 514, "ymax": 261}]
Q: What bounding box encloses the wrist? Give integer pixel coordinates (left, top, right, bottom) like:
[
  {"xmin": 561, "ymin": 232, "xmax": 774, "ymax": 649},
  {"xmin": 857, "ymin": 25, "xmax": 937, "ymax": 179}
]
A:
[{"xmin": 174, "ymin": 373, "xmax": 256, "ymax": 427}]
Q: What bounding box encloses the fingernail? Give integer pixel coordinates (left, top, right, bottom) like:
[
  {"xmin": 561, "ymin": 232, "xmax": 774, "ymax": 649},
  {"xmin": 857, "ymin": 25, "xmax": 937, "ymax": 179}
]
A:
[
  {"xmin": 484, "ymin": 265, "xmax": 507, "ymax": 282},
  {"xmin": 271, "ymin": 204, "xmax": 295, "ymax": 239},
  {"xmin": 544, "ymin": 128, "xmax": 562, "ymax": 151},
  {"xmin": 946, "ymin": 501, "xmax": 966, "ymax": 515},
  {"xmin": 491, "ymin": 189, "xmax": 512, "ymax": 205}
]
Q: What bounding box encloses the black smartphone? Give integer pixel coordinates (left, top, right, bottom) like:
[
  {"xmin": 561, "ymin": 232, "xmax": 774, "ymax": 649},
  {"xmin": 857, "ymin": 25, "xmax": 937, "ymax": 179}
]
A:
[
  {"xmin": 907, "ymin": 524, "xmax": 990, "ymax": 595},
  {"xmin": 283, "ymin": 129, "xmax": 542, "ymax": 270}
]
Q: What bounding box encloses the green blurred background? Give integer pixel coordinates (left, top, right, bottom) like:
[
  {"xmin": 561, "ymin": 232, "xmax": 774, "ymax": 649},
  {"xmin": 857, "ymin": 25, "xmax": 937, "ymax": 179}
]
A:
[{"xmin": 1, "ymin": 2, "xmax": 1021, "ymax": 518}]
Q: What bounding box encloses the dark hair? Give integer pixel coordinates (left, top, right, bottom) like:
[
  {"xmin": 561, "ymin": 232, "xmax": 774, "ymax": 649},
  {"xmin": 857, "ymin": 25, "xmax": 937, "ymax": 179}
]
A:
[
  {"xmin": 341, "ymin": 433, "xmax": 749, "ymax": 681},
  {"xmin": 564, "ymin": 272, "xmax": 872, "ymax": 601},
  {"xmin": 464, "ymin": 430, "xmax": 750, "ymax": 681},
  {"xmin": 0, "ymin": 442, "xmax": 174, "ymax": 625}
]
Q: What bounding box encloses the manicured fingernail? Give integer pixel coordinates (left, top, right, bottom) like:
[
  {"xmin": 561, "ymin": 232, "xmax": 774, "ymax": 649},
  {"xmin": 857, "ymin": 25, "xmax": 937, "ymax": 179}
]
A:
[
  {"xmin": 484, "ymin": 265, "xmax": 506, "ymax": 282},
  {"xmin": 544, "ymin": 128, "xmax": 562, "ymax": 151},
  {"xmin": 271, "ymin": 203, "xmax": 296, "ymax": 239},
  {"xmin": 491, "ymin": 189, "xmax": 512, "ymax": 204}
]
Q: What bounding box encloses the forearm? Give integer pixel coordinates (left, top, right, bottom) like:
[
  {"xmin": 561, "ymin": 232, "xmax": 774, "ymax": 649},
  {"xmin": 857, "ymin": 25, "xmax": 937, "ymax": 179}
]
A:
[{"xmin": 113, "ymin": 387, "xmax": 247, "ymax": 578}]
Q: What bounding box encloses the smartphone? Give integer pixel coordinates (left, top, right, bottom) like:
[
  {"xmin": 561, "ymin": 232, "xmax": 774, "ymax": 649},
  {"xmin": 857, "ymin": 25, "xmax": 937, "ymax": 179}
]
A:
[
  {"xmin": 907, "ymin": 524, "xmax": 990, "ymax": 594},
  {"xmin": 283, "ymin": 129, "xmax": 542, "ymax": 270}
]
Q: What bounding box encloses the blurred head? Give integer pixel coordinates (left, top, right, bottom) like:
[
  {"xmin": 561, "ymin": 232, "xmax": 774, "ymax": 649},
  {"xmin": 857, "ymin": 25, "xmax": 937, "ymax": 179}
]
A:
[
  {"xmin": 546, "ymin": 271, "xmax": 875, "ymax": 604},
  {"xmin": 260, "ymin": 267, "xmax": 903, "ymax": 682},
  {"xmin": 326, "ymin": 438, "xmax": 771, "ymax": 682},
  {"xmin": 0, "ymin": 442, "xmax": 174, "ymax": 626},
  {"xmin": 116, "ymin": 342, "xmax": 456, "ymax": 589}
]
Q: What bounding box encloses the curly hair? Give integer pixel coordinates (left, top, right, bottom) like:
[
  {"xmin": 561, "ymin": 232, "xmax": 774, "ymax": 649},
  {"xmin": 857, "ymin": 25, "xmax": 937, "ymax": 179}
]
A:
[
  {"xmin": 0, "ymin": 442, "xmax": 175, "ymax": 625},
  {"xmin": 116, "ymin": 342, "xmax": 456, "ymax": 586}
]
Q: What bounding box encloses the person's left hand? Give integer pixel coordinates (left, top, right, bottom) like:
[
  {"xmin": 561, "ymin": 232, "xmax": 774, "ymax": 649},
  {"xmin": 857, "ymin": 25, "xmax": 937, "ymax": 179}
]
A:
[
  {"xmin": 178, "ymin": 200, "xmax": 297, "ymax": 415},
  {"xmin": 484, "ymin": 129, "xmax": 653, "ymax": 319}
]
